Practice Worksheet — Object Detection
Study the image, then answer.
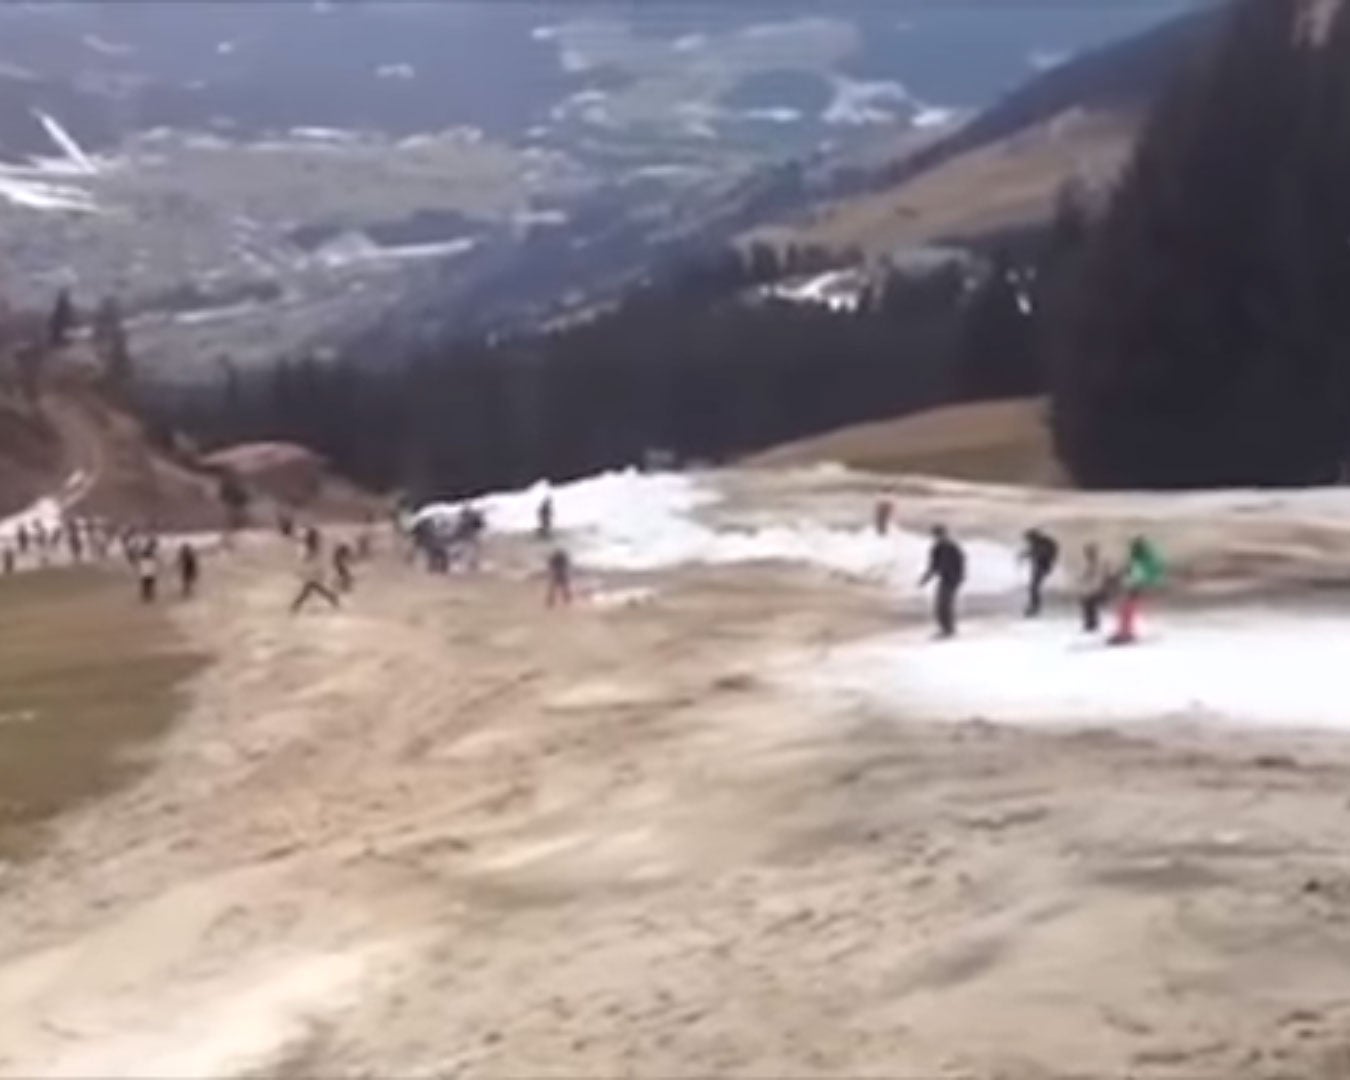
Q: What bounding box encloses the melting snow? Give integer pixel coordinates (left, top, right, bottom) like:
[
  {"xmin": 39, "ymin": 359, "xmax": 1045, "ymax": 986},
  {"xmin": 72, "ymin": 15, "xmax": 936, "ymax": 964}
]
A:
[
  {"xmin": 32, "ymin": 110, "xmax": 97, "ymax": 174},
  {"xmin": 423, "ymin": 470, "xmax": 1021, "ymax": 594},
  {"xmin": 1030, "ymin": 48, "xmax": 1074, "ymax": 72},
  {"xmin": 742, "ymin": 107, "xmax": 802, "ymax": 124},
  {"xmin": 0, "ymin": 175, "xmax": 98, "ymax": 213},
  {"xmin": 793, "ymin": 611, "xmax": 1350, "ymax": 732},
  {"xmin": 912, "ymin": 106, "xmax": 959, "ymax": 130},
  {"xmin": 82, "ymin": 33, "xmax": 134, "ymax": 57},
  {"xmin": 823, "ymin": 78, "xmax": 912, "ymax": 126},
  {"xmin": 0, "ymin": 491, "xmax": 66, "ymax": 542}
]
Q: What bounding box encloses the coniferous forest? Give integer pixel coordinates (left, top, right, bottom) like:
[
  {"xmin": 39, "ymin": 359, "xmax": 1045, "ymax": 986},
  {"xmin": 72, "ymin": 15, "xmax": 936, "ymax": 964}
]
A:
[
  {"xmin": 142, "ymin": 241, "xmax": 1047, "ymax": 501},
  {"xmin": 1048, "ymin": 0, "xmax": 1350, "ymax": 488}
]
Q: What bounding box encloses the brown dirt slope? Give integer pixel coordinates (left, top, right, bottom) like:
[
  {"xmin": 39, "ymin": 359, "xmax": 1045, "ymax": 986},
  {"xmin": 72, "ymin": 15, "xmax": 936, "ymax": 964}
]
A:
[
  {"xmin": 744, "ymin": 9, "xmax": 1216, "ymax": 259},
  {"xmin": 0, "ymin": 369, "xmax": 379, "ymax": 530},
  {"xmin": 202, "ymin": 442, "xmax": 376, "ymax": 522},
  {"xmin": 748, "ymin": 109, "xmax": 1135, "ymax": 259},
  {"xmin": 0, "ymin": 396, "xmax": 64, "ymax": 518},
  {"xmin": 747, "ymin": 397, "xmax": 1061, "ymax": 486}
]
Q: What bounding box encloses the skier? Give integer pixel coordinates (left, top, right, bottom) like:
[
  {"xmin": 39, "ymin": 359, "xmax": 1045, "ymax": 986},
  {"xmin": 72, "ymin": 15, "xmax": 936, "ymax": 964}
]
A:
[
  {"xmin": 919, "ymin": 525, "xmax": 966, "ymax": 639},
  {"xmin": 874, "ymin": 498, "xmax": 895, "ymax": 537},
  {"xmin": 2, "ymin": 548, "xmax": 14, "ymax": 575},
  {"xmin": 333, "ymin": 541, "xmax": 354, "ymax": 593},
  {"xmin": 303, "ymin": 525, "xmax": 322, "ymax": 562},
  {"xmin": 1020, "ymin": 527, "xmax": 1060, "ymax": 617},
  {"xmin": 135, "ymin": 539, "xmax": 160, "ymax": 604},
  {"xmin": 546, "ymin": 547, "xmax": 573, "ymax": 608},
  {"xmin": 1110, "ymin": 535, "xmax": 1164, "ymax": 645},
  {"xmin": 1077, "ymin": 542, "xmax": 1113, "ymax": 633},
  {"xmin": 290, "ymin": 557, "xmax": 341, "ymax": 614},
  {"xmin": 537, "ymin": 495, "xmax": 554, "ymax": 541},
  {"xmin": 177, "ymin": 542, "xmax": 199, "ymax": 599},
  {"xmin": 16, "ymin": 524, "xmax": 27, "ymax": 556}
]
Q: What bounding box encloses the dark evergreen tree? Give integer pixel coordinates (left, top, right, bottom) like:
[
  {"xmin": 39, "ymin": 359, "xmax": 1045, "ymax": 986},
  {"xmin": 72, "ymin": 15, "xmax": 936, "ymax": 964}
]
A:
[
  {"xmin": 92, "ymin": 297, "xmax": 132, "ymax": 394},
  {"xmin": 48, "ymin": 289, "xmax": 75, "ymax": 348},
  {"xmin": 1049, "ymin": 0, "xmax": 1350, "ymax": 488}
]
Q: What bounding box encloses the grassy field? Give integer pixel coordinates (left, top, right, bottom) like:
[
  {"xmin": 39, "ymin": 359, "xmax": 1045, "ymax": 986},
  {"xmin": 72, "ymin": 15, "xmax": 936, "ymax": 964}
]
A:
[
  {"xmin": 0, "ymin": 568, "xmax": 203, "ymax": 859},
  {"xmin": 743, "ymin": 110, "xmax": 1136, "ymax": 259},
  {"xmin": 747, "ymin": 397, "xmax": 1063, "ymax": 485}
]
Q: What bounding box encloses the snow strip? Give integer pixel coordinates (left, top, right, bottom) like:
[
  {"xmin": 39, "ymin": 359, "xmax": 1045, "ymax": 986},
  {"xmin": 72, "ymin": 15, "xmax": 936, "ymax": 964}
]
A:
[
  {"xmin": 790, "ymin": 610, "xmax": 1350, "ymax": 731},
  {"xmin": 32, "ymin": 110, "xmax": 97, "ymax": 175},
  {"xmin": 419, "ymin": 470, "xmax": 1022, "ymax": 594}
]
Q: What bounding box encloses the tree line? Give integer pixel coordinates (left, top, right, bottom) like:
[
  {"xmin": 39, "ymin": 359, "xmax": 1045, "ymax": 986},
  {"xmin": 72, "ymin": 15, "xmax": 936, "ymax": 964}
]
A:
[
  {"xmin": 140, "ymin": 240, "xmax": 1047, "ymax": 501},
  {"xmin": 1047, "ymin": 0, "xmax": 1350, "ymax": 488}
]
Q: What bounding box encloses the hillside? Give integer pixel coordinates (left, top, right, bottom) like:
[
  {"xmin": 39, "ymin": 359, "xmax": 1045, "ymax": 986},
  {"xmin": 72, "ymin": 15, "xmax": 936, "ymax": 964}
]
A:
[
  {"xmin": 749, "ymin": 8, "xmax": 1218, "ymax": 257},
  {"xmin": 10, "ymin": 466, "xmax": 1350, "ymax": 1075},
  {"xmin": 747, "ymin": 398, "xmax": 1061, "ymax": 486},
  {"xmin": 0, "ymin": 367, "xmax": 377, "ymax": 533}
]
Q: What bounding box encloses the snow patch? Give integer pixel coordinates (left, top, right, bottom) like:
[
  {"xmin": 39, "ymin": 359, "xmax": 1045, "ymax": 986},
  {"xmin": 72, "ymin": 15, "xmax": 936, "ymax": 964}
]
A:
[
  {"xmin": 823, "ymin": 78, "xmax": 912, "ymax": 127},
  {"xmin": 32, "ymin": 110, "xmax": 97, "ymax": 174},
  {"xmin": 1029, "ymin": 48, "xmax": 1074, "ymax": 72},
  {"xmin": 793, "ymin": 610, "xmax": 1350, "ymax": 732},
  {"xmin": 559, "ymin": 48, "xmax": 594, "ymax": 74},
  {"xmin": 425, "ymin": 470, "xmax": 1020, "ymax": 593},
  {"xmin": 0, "ymin": 494, "xmax": 63, "ymax": 542},
  {"xmin": 0, "ymin": 175, "xmax": 98, "ymax": 213},
  {"xmin": 82, "ymin": 33, "xmax": 134, "ymax": 57},
  {"xmin": 762, "ymin": 269, "xmax": 866, "ymax": 313},
  {"xmin": 291, "ymin": 126, "xmax": 361, "ymax": 143},
  {"xmin": 312, "ymin": 232, "xmax": 476, "ymax": 269},
  {"xmin": 590, "ymin": 587, "xmax": 658, "ymax": 611},
  {"xmin": 912, "ymin": 106, "xmax": 959, "ymax": 130},
  {"xmin": 742, "ymin": 107, "xmax": 803, "ymax": 124}
]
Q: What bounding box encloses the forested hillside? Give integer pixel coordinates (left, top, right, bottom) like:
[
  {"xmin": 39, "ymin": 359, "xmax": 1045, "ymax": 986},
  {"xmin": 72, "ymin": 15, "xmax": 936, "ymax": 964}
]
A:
[
  {"xmin": 142, "ymin": 240, "xmax": 1050, "ymax": 500},
  {"xmin": 1049, "ymin": 0, "xmax": 1350, "ymax": 488}
]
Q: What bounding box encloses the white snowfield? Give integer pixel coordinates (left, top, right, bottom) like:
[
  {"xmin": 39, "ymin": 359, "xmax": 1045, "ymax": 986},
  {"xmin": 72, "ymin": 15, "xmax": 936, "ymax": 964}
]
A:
[
  {"xmin": 424, "ymin": 469, "xmax": 1022, "ymax": 594},
  {"xmin": 0, "ymin": 470, "xmax": 88, "ymax": 542},
  {"xmin": 793, "ymin": 611, "xmax": 1350, "ymax": 731},
  {"xmin": 425, "ymin": 467, "xmax": 1350, "ymax": 732}
]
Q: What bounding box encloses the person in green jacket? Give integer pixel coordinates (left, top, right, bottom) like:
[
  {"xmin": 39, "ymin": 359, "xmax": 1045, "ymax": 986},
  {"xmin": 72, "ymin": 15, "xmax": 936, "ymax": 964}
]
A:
[{"xmin": 1110, "ymin": 535, "xmax": 1164, "ymax": 645}]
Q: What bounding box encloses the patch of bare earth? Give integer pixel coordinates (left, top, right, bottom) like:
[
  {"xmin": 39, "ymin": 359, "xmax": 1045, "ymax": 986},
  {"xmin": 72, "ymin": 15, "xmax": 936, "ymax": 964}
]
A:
[
  {"xmin": 746, "ymin": 396, "xmax": 1060, "ymax": 485},
  {"xmin": 1, "ymin": 501, "xmax": 1350, "ymax": 1076}
]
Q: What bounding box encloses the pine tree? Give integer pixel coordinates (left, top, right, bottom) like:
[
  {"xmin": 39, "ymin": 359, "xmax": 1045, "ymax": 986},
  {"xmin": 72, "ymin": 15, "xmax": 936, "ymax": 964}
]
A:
[
  {"xmin": 48, "ymin": 289, "xmax": 75, "ymax": 348},
  {"xmin": 1049, "ymin": 0, "xmax": 1330, "ymax": 487},
  {"xmin": 92, "ymin": 297, "xmax": 132, "ymax": 393}
]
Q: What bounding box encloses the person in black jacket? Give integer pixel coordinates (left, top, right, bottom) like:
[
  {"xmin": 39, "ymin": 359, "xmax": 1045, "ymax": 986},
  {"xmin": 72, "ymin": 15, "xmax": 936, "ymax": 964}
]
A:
[
  {"xmin": 920, "ymin": 525, "xmax": 966, "ymax": 639},
  {"xmin": 1020, "ymin": 528, "xmax": 1060, "ymax": 617}
]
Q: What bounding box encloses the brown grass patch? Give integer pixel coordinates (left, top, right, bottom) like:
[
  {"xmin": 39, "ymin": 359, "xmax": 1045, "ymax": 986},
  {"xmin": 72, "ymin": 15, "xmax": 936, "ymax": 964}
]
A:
[{"xmin": 0, "ymin": 568, "xmax": 204, "ymax": 858}]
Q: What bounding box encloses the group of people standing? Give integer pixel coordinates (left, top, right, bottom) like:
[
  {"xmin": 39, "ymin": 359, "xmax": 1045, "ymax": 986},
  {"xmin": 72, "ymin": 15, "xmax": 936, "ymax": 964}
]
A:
[
  {"xmin": 913, "ymin": 513, "xmax": 1164, "ymax": 644},
  {"xmin": 129, "ymin": 534, "xmax": 200, "ymax": 603},
  {"xmin": 1, "ymin": 515, "xmax": 117, "ymax": 572},
  {"xmin": 404, "ymin": 494, "xmax": 575, "ymax": 609}
]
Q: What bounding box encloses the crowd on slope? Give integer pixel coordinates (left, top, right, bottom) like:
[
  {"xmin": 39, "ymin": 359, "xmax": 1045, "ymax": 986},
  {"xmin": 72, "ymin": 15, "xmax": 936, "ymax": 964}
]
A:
[
  {"xmin": 0, "ymin": 483, "xmax": 1167, "ymax": 646},
  {"xmin": 892, "ymin": 500, "xmax": 1165, "ymax": 645}
]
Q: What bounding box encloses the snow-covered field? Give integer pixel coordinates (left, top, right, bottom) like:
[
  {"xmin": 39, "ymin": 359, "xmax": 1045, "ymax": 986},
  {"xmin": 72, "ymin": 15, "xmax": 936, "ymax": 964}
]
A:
[
  {"xmin": 426, "ymin": 469, "xmax": 1023, "ymax": 593},
  {"xmin": 794, "ymin": 609, "xmax": 1350, "ymax": 730},
  {"xmin": 429, "ymin": 466, "xmax": 1350, "ymax": 733}
]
